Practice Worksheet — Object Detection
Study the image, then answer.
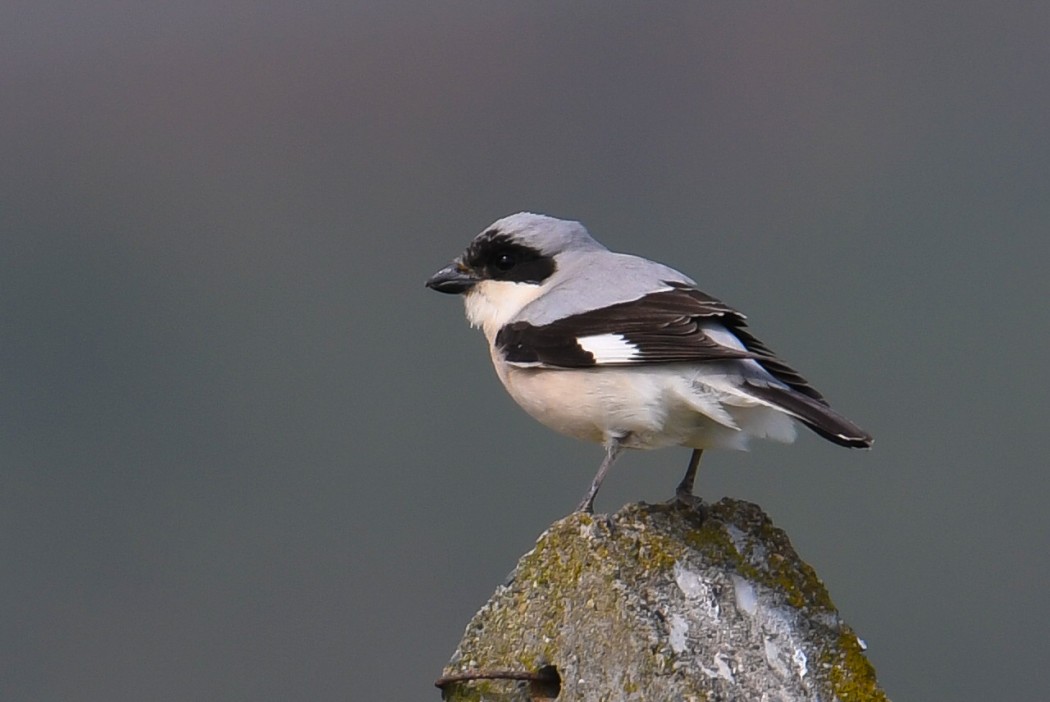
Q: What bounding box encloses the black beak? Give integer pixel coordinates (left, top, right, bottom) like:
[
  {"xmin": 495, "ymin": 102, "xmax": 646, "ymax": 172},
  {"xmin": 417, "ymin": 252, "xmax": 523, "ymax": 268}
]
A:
[{"xmin": 426, "ymin": 261, "xmax": 479, "ymax": 294}]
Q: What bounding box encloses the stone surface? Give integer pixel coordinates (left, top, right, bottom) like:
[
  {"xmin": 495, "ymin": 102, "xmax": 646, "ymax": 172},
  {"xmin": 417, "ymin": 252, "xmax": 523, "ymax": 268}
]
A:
[{"xmin": 439, "ymin": 499, "xmax": 887, "ymax": 701}]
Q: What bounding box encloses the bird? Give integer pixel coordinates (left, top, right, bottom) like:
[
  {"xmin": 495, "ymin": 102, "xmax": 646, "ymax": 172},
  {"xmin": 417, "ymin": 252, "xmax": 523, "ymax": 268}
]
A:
[{"xmin": 426, "ymin": 212, "xmax": 872, "ymax": 513}]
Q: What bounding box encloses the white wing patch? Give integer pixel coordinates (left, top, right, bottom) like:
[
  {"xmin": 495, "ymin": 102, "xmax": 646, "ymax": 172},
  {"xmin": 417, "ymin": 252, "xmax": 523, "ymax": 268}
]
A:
[{"xmin": 576, "ymin": 333, "xmax": 641, "ymax": 364}]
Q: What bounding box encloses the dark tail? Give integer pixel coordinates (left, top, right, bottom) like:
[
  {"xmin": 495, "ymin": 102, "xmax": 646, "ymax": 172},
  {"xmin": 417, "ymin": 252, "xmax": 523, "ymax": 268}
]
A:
[{"xmin": 744, "ymin": 382, "xmax": 873, "ymax": 449}]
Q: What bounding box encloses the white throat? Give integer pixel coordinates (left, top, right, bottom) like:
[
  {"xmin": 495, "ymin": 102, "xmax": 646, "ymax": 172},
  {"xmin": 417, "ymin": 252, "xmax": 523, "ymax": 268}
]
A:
[{"xmin": 464, "ymin": 280, "xmax": 545, "ymax": 342}]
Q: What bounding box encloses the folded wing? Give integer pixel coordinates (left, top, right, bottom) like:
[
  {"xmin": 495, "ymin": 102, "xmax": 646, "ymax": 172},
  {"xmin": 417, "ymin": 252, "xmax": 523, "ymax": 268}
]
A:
[{"xmin": 495, "ymin": 281, "xmax": 872, "ymax": 448}]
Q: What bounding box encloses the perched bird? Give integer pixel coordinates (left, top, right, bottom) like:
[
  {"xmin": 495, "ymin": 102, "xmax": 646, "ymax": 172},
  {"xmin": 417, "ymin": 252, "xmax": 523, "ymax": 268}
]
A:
[{"xmin": 426, "ymin": 213, "xmax": 872, "ymax": 513}]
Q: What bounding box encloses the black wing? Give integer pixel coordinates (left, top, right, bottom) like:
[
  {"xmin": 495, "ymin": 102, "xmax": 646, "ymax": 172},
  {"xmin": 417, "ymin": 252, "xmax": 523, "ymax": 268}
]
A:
[{"xmin": 497, "ymin": 282, "xmax": 825, "ymax": 401}]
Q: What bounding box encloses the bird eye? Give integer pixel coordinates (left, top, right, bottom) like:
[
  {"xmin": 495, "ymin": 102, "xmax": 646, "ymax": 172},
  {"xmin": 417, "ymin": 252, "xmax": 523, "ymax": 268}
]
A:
[{"xmin": 493, "ymin": 251, "xmax": 517, "ymax": 271}]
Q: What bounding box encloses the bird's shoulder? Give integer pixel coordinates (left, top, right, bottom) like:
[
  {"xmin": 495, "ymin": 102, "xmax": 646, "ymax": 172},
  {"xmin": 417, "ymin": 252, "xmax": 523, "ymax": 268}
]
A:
[{"xmin": 514, "ymin": 250, "xmax": 699, "ymax": 324}]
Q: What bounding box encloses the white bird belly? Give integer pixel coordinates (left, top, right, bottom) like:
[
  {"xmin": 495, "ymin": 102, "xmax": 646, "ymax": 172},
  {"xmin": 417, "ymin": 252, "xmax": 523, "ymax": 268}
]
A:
[{"xmin": 494, "ymin": 359, "xmax": 798, "ymax": 451}]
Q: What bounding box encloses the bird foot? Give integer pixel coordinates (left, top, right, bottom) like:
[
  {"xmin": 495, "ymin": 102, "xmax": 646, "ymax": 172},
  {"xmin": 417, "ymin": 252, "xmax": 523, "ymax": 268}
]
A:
[{"xmin": 671, "ymin": 488, "xmax": 707, "ymax": 520}]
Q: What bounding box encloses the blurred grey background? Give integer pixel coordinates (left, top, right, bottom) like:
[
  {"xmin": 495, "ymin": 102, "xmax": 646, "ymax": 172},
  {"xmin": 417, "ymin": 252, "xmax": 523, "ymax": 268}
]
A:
[{"xmin": 3, "ymin": 3, "xmax": 1048, "ymax": 700}]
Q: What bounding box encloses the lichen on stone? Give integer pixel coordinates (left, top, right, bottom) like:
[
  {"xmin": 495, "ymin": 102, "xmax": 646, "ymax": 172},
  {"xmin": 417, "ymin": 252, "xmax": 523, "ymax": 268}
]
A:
[{"xmin": 440, "ymin": 499, "xmax": 888, "ymax": 702}]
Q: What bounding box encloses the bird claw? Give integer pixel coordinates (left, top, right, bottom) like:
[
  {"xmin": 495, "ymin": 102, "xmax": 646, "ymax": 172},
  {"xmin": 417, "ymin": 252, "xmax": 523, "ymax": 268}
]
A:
[{"xmin": 671, "ymin": 488, "xmax": 707, "ymax": 519}]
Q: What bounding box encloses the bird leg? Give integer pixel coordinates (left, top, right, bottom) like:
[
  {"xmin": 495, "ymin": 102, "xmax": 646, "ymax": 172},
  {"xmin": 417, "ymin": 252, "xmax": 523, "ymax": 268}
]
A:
[
  {"xmin": 674, "ymin": 449, "xmax": 704, "ymax": 509},
  {"xmin": 575, "ymin": 436, "xmax": 627, "ymax": 513}
]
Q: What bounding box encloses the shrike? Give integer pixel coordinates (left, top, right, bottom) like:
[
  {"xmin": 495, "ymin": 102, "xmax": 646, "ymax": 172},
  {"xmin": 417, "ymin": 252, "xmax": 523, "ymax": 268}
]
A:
[{"xmin": 427, "ymin": 212, "xmax": 872, "ymax": 513}]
